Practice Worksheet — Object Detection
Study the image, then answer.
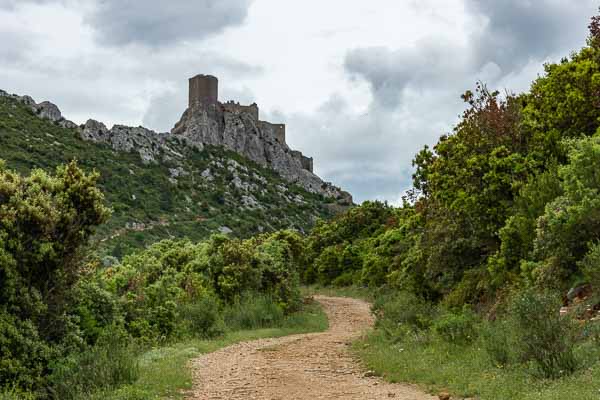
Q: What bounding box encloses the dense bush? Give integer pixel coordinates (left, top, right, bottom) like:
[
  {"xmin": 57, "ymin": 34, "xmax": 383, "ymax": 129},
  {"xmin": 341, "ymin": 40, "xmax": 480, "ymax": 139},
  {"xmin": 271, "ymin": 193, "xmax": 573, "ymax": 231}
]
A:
[
  {"xmin": 177, "ymin": 296, "xmax": 224, "ymax": 339},
  {"xmin": 372, "ymin": 291, "xmax": 436, "ymax": 340},
  {"xmin": 47, "ymin": 328, "xmax": 139, "ymax": 400},
  {"xmin": 508, "ymin": 290, "xmax": 578, "ymax": 378},
  {"xmin": 478, "ymin": 289, "xmax": 578, "ymax": 378},
  {"xmin": 101, "ymin": 231, "xmax": 304, "ymax": 342},
  {"xmin": 304, "ymin": 201, "xmax": 396, "ymax": 286},
  {"xmin": 0, "ymin": 161, "xmax": 109, "ymax": 393}
]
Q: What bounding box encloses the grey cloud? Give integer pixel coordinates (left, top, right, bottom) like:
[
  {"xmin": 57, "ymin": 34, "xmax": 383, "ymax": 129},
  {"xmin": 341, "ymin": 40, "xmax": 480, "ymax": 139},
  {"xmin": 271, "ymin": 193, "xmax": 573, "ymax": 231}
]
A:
[
  {"xmin": 466, "ymin": 0, "xmax": 597, "ymax": 74},
  {"xmin": 277, "ymin": 91, "xmax": 461, "ymax": 203},
  {"xmin": 344, "ymin": 2, "xmax": 597, "ymax": 110},
  {"xmin": 87, "ymin": 0, "xmax": 253, "ymax": 46},
  {"xmin": 344, "ymin": 39, "xmax": 470, "ymax": 108},
  {"xmin": 0, "ymin": 0, "xmax": 53, "ymax": 8},
  {"xmin": 0, "ymin": 30, "xmax": 35, "ymax": 63}
]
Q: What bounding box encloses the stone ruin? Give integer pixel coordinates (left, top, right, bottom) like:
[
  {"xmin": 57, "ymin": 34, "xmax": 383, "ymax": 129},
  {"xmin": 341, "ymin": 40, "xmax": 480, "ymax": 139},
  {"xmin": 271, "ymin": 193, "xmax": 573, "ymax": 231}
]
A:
[
  {"xmin": 182, "ymin": 74, "xmax": 309, "ymax": 170},
  {"xmin": 170, "ymin": 74, "xmax": 348, "ymax": 201}
]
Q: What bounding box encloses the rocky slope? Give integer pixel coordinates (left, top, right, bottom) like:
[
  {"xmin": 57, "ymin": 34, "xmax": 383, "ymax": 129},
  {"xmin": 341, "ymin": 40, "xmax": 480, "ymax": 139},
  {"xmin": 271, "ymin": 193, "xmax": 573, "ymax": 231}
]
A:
[
  {"xmin": 0, "ymin": 90, "xmax": 349, "ymax": 257},
  {"xmin": 171, "ymin": 101, "xmax": 351, "ymax": 202}
]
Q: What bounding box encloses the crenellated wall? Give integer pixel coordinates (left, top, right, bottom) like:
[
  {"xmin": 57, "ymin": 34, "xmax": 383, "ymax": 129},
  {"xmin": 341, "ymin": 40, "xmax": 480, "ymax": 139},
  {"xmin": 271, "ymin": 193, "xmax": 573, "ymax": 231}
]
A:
[{"xmin": 223, "ymin": 101, "xmax": 259, "ymax": 121}]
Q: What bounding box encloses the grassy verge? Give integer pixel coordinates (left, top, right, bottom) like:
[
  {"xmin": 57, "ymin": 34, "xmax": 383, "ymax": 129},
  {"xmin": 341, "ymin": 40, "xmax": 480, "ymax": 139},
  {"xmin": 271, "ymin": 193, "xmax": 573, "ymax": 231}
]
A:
[
  {"xmin": 354, "ymin": 330, "xmax": 600, "ymax": 400},
  {"xmin": 90, "ymin": 302, "xmax": 328, "ymax": 400},
  {"xmin": 300, "ymin": 287, "xmax": 600, "ymax": 399}
]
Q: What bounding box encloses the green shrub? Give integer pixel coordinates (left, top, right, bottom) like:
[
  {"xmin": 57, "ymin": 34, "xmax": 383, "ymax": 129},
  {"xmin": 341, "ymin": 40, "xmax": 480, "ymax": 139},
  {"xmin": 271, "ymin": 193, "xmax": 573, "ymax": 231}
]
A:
[
  {"xmin": 0, "ymin": 311, "xmax": 51, "ymax": 392},
  {"xmin": 178, "ymin": 295, "xmax": 225, "ymax": 339},
  {"xmin": 481, "ymin": 319, "xmax": 515, "ymax": 366},
  {"xmin": 48, "ymin": 327, "xmax": 139, "ymax": 399},
  {"xmin": 432, "ymin": 309, "xmax": 478, "ymax": 345},
  {"xmin": 74, "ymin": 279, "xmax": 123, "ymax": 344},
  {"xmin": 373, "ymin": 291, "xmax": 436, "ymax": 340},
  {"xmin": 224, "ymin": 295, "xmax": 285, "ymax": 331},
  {"xmin": 332, "ymin": 271, "xmax": 357, "ymax": 287},
  {"xmin": 0, "ymin": 388, "xmax": 36, "ymax": 400},
  {"xmin": 509, "ymin": 289, "xmax": 578, "ymax": 378}
]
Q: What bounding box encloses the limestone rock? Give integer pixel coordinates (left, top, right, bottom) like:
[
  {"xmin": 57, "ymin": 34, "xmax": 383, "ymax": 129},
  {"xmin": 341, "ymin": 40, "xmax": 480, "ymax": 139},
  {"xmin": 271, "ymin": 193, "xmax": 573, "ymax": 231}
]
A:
[
  {"xmin": 169, "ymin": 167, "xmax": 189, "ymax": 179},
  {"xmin": 59, "ymin": 119, "xmax": 78, "ymax": 129},
  {"xmin": 35, "ymin": 101, "xmax": 62, "ymax": 122},
  {"xmin": 218, "ymin": 226, "xmax": 233, "ymax": 234},
  {"xmin": 19, "ymin": 95, "xmax": 36, "ymax": 106},
  {"xmin": 172, "ymin": 101, "xmax": 352, "ymax": 204},
  {"xmin": 81, "ymin": 120, "xmax": 168, "ymax": 164},
  {"xmin": 81, "ymin": 119, "xmax": 110, "ymax": 142}
]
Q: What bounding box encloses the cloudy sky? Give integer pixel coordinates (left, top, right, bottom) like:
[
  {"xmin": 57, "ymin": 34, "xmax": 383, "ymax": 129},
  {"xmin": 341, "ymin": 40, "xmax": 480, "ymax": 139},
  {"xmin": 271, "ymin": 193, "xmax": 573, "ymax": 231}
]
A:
[{"xmin": 0, "ymin": 1, "xmax": 597, "ymax": 203}]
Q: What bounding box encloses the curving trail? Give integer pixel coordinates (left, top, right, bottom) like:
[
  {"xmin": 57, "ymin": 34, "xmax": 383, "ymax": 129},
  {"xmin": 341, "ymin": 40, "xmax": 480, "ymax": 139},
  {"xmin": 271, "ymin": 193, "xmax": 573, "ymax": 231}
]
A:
[{"xmin": 186, "ymin": 296, "xmax": 436, "ymax": 400}]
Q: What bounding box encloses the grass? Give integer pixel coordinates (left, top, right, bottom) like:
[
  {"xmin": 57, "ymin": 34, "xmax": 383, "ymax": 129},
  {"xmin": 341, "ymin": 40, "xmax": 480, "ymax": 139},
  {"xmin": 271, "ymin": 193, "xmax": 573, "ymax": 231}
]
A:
[
  {"xmin": 89, "ymin": 302, "xmax": 328, "ymax": 399},
  {"xmin": 353, "ymin": 318, "xmax": 600, "ymax": 400}
]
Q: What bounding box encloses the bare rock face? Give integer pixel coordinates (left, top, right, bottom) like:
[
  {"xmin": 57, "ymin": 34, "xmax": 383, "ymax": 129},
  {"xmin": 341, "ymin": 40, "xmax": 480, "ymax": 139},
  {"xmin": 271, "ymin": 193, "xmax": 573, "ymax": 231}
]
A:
[
  {"xmin": 81, "ymin": 120, "xmax": 168, "ymax": 164},
  {"xmin": 172, "ymin": 102, "xmax": 352, "ymax": 204},
  {"xmin": 36, "ymin": 101, "xmax": 62, "ymax": 122},
  {"xmin": 81, "ymin": 119, "xmax": 110, "ymax": 141}
]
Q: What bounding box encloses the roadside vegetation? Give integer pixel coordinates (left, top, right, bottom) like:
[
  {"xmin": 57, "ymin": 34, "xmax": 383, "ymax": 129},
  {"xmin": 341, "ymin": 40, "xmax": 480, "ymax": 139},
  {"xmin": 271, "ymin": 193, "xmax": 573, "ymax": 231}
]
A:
[
  {"xmin": 0, "ymin": 160, "xmax": 325, "ymax": 399},
  {"xmin": 298, "ymin": 12, "xmax": 600, "ymax": 400}
]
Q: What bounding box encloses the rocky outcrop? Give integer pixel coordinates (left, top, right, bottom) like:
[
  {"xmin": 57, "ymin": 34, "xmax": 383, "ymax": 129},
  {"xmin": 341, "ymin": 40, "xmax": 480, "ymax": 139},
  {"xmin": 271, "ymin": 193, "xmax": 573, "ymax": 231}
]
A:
[
  {"xmin": 172, "ymin": 102, "xmax": 352, "ymax": 203},
  {"xmin": 1, "ymin": 91, "xmax": 79, "ymax": 130},
  {"xmin": 80, "ymin": 120, "xmax": 185, "ymax": 165}
]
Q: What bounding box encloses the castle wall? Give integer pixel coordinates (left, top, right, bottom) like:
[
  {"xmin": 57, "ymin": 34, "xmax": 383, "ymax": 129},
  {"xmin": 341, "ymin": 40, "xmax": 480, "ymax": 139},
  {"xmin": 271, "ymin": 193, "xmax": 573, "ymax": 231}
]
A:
[
  {"xmin": 290, "ymin": 150, "xmax": 313, "ymax": 172},
  {"xmin": 258, "ymin": 121, "xmax": 285, "ymax": 144},
  {"xmin": 223, "ymin": 101, "xmax": 259, "ymax": 120},
  {"xmin": 301, "ymin": 155, "xmax": 313, "ymax": 173},
  {"xmin": 189, "ymin": 74, "xmax": 218, "ymax": 106}
]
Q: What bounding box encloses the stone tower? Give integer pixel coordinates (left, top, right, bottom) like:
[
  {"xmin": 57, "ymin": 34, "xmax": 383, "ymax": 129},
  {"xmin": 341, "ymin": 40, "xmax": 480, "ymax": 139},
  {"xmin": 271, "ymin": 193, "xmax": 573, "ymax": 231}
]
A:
[{"xmin": 189, "ymin": 74, "xmax": 218, "ymax": 107}]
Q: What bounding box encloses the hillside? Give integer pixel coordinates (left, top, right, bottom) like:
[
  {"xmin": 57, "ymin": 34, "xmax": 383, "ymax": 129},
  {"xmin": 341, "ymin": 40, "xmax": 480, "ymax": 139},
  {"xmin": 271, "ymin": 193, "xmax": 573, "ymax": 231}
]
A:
[{"xmin": 0, "ymin": 92, "xmax": 346, "ymax": 257}]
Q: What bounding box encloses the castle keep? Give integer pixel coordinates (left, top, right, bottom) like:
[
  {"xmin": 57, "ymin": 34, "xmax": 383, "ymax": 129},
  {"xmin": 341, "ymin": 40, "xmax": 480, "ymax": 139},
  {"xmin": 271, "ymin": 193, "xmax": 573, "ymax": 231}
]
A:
[
  {"xmin": 180, "ymin": 74, "xmax": 312, "ymax": 173},
  {"xmin": 189, "ymin": 74, "xmax": 218, "ymax": 106}
]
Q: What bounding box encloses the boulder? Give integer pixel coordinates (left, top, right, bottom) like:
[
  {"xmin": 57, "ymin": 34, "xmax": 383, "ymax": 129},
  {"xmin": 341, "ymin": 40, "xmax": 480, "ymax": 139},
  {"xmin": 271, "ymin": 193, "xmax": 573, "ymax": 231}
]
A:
[{"xmin": 36, "ymin": 101, "xmax": 62, "ymax": 122}]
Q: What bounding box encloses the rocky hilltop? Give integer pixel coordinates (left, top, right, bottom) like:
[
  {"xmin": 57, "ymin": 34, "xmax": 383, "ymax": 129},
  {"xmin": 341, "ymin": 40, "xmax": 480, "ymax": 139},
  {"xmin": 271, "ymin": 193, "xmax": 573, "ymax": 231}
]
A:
[{"xmin": 1, "ymin": 75, "xmax": 351, "ymax": 205}]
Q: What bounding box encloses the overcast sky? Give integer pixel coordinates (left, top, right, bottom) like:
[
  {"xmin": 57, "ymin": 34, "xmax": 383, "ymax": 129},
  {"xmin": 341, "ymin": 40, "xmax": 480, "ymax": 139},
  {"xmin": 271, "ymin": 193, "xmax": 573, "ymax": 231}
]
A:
[{"xmin": 0, "ymin": 1, "xmax": 597, "ymax": 203}]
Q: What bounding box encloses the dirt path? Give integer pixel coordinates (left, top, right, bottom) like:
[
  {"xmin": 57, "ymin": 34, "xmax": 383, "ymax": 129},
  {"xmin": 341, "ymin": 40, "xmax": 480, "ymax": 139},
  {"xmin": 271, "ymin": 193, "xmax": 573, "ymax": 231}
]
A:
[{"xmin": 187, "ymin": 296, "xmax": 436, "ymax": 400}]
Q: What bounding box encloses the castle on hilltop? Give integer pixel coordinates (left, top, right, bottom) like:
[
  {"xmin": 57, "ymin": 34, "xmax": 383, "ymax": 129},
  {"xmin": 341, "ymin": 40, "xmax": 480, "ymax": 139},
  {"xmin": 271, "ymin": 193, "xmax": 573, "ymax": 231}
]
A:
[
  {"xmin": 180, "ymin": 74, "xmax": 313, "ymax": 173},
  {"xmin": 3, "ymin": 72, "xmax": 351, "ymax": 204}
]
